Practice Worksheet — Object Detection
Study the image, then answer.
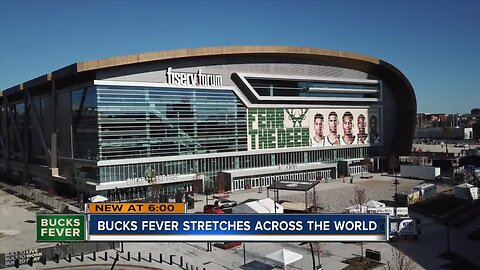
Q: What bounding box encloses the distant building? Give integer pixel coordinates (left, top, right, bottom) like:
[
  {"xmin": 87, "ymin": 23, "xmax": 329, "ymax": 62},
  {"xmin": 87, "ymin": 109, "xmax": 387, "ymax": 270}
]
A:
[
  {"xmin": 416, "ymin": 112, "xmax": 478, "ymax": 129},
  {"xmin": 473, "ymin": 118, "xmax": 480, "ymax": 140},
  {"xmin": 415, "ymin": 127, "xmax": 473, "ymax": 140}
]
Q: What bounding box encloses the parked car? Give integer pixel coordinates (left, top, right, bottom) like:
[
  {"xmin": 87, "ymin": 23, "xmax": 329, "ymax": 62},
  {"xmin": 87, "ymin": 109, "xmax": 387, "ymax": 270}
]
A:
[
  {"xmin": 454, "ymin": 143, "xmax": 468, "ymax": 147},
  {"xmin": 214, "ymin": 199, "xmax": 238, "ymax": 209},
  {"xmin": 203, "ymin": 205, "xmax": 224, "ymax": 214}
]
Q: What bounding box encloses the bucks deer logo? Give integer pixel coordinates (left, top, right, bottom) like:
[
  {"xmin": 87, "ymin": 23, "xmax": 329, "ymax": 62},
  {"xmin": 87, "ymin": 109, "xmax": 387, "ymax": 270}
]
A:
[{"xmin": 285, "ymin": 109, "xmax": 308, "ymax": 127}]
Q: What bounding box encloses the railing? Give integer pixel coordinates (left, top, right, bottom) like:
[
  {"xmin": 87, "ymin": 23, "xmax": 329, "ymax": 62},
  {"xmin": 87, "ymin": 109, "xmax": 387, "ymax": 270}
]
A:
[{"xmin": 0, "ymin": 182, "xmax": 72, "ymax": 213}]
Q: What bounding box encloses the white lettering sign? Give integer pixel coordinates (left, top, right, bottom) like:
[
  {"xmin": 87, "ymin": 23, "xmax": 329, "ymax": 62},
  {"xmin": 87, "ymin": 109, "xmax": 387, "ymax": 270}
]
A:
[
  {"xmin": 278, "ymin": 163, "xmax": 299, "ymax": 171},
  {"xmin": 367, "ymin": 207, "xmax": 395, "ymax": 217},
  {"xmin": 166, "ymin": 67, "xmax": 223, "ymax": 87},
  {"xmin": 3, "ymin": 249, "xmax": 43, "ymax": 266},
  {"xmin": 126, "ymin": 174, "xmax": 180, "ymax": 186},
  {"xmin": 279, "ymin": 181, "xmax": 311, "ymax": 185}
]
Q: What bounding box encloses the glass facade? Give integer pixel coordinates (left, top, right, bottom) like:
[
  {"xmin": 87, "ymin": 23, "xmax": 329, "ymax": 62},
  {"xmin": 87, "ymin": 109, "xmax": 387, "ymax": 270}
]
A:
[
  {"xmin": 71, "ymin": 87, "xmax": 98, "ymax": 160},
  {"xmin": 61, "ymin": 83, "xmax": 382, "ymax": 196},
  {"xmin": 97, "ymin": 85, "xmax": 247, "ymax": 160},
  {"xmin": 31, "ymin": 95, "xmax": 49, "ymax": 161},
  {"xmin": 99, "ymin": 145, "xmax": 379, "ymax": 185},
  {"xmin": 10, "ymin": 103, "xmax": 25, "ymax": 159}
]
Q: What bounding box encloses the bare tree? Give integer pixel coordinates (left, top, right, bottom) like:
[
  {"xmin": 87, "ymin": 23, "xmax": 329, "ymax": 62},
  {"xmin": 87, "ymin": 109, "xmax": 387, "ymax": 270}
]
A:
[
  {"xmin": 361, "ymin": 158, "xmax": 370, "ymax": 178},
  {"xmin": 384, "ymin": 241, "xmax": 416, "ymax": 270},
  {"xmin": 350, "ymin": 186, "xmax": 368, "ymax": 205},
  {"xmin": 308, "ymin": 189, "xmax": 324, "ymax": 213},
  {"xmin": 350, "ymin": 187, "xmax": 368, "ymax": 260},
  {"xmin": 145, "ymin": 169, "xmax": 160, "ymax": 202},
  {"xmin": 312, "ymin": 242, "xmax": 327, "ymax": 266},
  {"xmin": 306, "ymin": 190, "xmax": 328, "ymax": 267},
  {"xmin": 216, "ymin": 172, "xmax": 225, "ymax": 193}
]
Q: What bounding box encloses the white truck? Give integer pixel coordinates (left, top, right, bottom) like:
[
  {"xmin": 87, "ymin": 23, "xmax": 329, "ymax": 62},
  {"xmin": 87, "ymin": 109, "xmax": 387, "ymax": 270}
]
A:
[
  {"xmin": 389, "ymin": 217, "xmax": 421, "ymax": 240},
  {"xmin": 400, "ymin": 165, "xmax": 441, "ymax": 181}
]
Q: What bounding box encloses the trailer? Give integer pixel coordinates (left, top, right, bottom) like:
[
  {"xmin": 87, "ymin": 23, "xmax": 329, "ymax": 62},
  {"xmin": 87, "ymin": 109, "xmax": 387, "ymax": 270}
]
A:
[
  {"xmin": 400, "ymin": 165, "xmax": 441, "ymax": 181},
  {"xmin": 413, "ymin": 183, "xmax": 437, "ymax": 200}
]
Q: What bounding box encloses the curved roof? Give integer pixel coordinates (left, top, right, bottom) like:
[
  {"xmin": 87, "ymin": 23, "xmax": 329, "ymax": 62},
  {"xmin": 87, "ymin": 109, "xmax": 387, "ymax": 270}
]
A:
[
  {"xmin": 73, "ymin": 46, "xmax": 380, "ymax": 72},
  {"xmin": 2, "ymin": 46, "xmax": 416, "ymax": 155},
  {"xmin": 5, "ymin": 46, "xmax": 398, "ymax": 90}
]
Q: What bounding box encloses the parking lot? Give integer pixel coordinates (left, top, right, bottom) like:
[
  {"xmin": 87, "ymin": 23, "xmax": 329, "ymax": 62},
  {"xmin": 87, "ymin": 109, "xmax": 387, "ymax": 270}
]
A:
[{"xmin": 189, "ymin": 173, "xmax": 450, "ymax": 214}]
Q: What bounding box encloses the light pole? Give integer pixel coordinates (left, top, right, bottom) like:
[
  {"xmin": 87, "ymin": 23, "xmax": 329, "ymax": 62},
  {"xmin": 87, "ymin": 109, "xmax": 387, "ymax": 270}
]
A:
[
  {"xmin": 446, "ymin": 220, "xmax": 450, "ymax": 253},
  {"xmin": 299, "ymin": 242, "xmax": 316, "ymax": 270},
  {"xmin": 391, "ymin": 154, "xmax": 399, "ymax": 208},
  {"xmin": 70, "ymin": 125, "xmax": 82, "ymax": 207},
  {"xmin": 72, "ymin": 164, "xmax": 82, "ymax": 208},
  {"xmin": 243, "ymin": 242, "xmax": 246, "ymax": 268},
  {"xmin": 205, "ymin": 182, "xmax": 210, "ymax": 206},
  {"xmin": 309, "ymin": 242, "xmax": 316, "ymax": 270},
  {"xmin": 394, "ymin": 172, "xmax": 398, "ymax": 198}
]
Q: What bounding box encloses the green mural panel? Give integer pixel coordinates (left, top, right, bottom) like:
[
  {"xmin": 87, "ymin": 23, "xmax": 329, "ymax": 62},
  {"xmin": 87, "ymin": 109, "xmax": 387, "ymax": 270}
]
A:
[{"xmin": 248, "ymin": 108, "xmax": 308, "ymax": 150}]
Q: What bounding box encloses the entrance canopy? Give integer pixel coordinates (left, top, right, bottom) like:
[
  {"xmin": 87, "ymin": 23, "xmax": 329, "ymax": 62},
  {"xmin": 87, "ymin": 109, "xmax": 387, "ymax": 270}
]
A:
[
  {"xmin": 267, "ymin": 180, "xmax": 320, "ymax": 191},
  {"xmin": 265, "ymin": 249, "xmax": 303, "ymax": 268},
  {"xmin": 267, "ymin": 180, "xmax": 321, "ymax": 212}
]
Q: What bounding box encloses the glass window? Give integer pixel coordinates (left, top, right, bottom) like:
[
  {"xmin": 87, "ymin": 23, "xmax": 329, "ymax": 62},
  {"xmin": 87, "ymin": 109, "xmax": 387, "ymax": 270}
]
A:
[
  {"xmin": 248, "ymin": 78, "xmax": 380, "ymax": 98},
  {"xmin": 97, "ymin": 85, "xmax": 247, "ymax": 160}
]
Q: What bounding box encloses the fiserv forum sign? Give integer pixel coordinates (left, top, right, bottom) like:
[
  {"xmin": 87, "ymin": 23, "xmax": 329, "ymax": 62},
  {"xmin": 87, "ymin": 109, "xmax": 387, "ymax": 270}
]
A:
[{"xmin": 166, "ymin": 67, "xmax": 223, "ymax": 87}]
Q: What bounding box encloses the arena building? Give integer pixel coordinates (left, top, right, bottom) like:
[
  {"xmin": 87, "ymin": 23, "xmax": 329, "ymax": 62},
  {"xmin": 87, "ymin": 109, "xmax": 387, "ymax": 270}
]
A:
[{"xmin": 0, "ymin": 46, "xmax": 416, "ymax": 202}]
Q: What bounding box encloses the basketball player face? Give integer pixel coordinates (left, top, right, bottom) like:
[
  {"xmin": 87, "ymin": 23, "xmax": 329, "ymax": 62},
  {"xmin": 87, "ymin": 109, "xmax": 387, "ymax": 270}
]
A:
[
  {"xmin": 343, "ymin": 117, "xmax": 353, "ymax": 136},
  {"xmin": 328, "ymin": 115, "xmax": 338, "ymax": 134},
  {"xmin": 358, "ymin": 117, "xmax": 366, "ymax": 134},
  {"xmin": 314, "ymin": 118, "xmax": 323, "ymax": 136}
]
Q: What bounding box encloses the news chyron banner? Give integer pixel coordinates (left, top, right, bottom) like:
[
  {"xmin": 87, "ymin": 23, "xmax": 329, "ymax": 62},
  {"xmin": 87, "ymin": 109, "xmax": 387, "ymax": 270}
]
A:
[
  {"xmin": 36, "ymin": 203, "xmax": 186, "ymax": 242},
  {"xmin": 37, "ymin": 203, "xmax": 389, "ymax": 242}
]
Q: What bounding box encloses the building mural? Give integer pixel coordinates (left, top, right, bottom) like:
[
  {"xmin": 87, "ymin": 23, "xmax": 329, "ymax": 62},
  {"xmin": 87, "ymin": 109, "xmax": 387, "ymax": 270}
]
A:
[{"xmin": 248, "ymin": 108, "xmax": 382, "ymax": 151}]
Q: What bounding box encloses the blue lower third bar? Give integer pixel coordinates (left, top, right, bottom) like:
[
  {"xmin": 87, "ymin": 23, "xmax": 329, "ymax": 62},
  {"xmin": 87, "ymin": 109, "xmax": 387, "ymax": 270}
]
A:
[{"xmin": 87, "ymin": 213, "xmax": 388, "ymax": 242}]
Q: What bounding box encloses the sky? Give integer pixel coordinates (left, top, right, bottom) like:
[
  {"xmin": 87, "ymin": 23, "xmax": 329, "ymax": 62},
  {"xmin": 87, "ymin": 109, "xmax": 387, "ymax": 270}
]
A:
[{"xmin": 0, "ymin": 0, "xmax": 479, "ymax": 113}]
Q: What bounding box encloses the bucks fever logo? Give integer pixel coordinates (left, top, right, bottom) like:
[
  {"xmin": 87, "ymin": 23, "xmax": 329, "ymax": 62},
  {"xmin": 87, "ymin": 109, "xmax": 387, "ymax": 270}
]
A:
[{"xmin": 248, "ymin": 108, "xmax": 309, "ymax": 150}]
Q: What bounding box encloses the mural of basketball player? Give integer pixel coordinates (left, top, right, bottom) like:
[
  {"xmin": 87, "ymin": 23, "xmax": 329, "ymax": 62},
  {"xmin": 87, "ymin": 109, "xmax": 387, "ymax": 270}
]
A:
[
  {"xmin": 341, "ymin": 111, "xmax": 355, "ymax": 145},
  {"xmin": 311, "ymin": 113, "xmax": 325, "ymax": 147},
  {"xmin": 357, "ymin": 114, "xmax": 368, "ymax": 144},
  {"xmin": 369, "ymin": 115, "xmax": 381, "ymax": 143},
  {"xmin": 326, "ymin": 112, "xmax": 340, "ymax": 146}
]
